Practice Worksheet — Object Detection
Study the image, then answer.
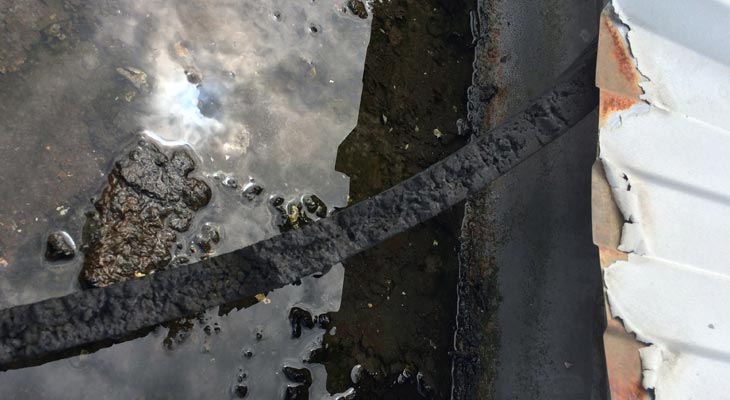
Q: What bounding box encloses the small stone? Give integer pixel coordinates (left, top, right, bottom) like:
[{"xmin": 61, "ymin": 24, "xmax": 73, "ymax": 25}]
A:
[
  {"xmin": 397, "ymin": 366, "xmax": 415, "ymax": 384},
  {"xmin": 233, "ymin": 384, "xmax": 249, "ymax": 398},
  {"xmin": 306, "ymin": 347, "xmax": 325, "ymax": 363},
  {"xmin": 222, "ymin": 176, "xmax": 239, "ymax": 189},
  {"xmin": 289, "ymin": 307, "xmax": 315, "ymax": 338},
  {"xmin": 243, "ymin": 182, "xmax": 263, "ymax": 201},
  {"xmin": 45, "ymin": 23, "xmax": 66, "ymax": 41},
  {"xmin": 116, "ymin": 66, "xmax": 150, "ymax": 92},
  {"xmin": 346, "ymin": 0, "xmax": 368, "ymax": 19},
  {"xmin": 284, "ymin": 385, "xmax": 309, "ymax": 400},
  {"xmin": 282, "ymin": 366, "xmax": 312, "ymax": 387},
  {"xmin": 416, "ymin": 372, "xmax": 435, "ymax": 397},
  {"xmin": 350, "ymin": 364, "xmax": 365, "ymax": 384},
  {"xmin": 287, "ymin": 203, "xmax": 301, "ymax": 226},
  {"xmin": 270, "ymin": 195, "xmax": 285, "ymax": 208},
  {"xmin": 45, "ymin": 231, "xmax": 75, "ymax": 261},
  {"xmin": 184, "ymin": 66, "xmax": 202, "ymax": 84},
  {"xmin": 302, "ymin": 194, "xmax": 327, "ymax": 218},
  {"xmin": 433, "ymin": 128, "xmax": 443, "ymax": 138},
  {"xmin": 195, "ymin": 223, "xmax": 221, "ymax": 253},
  {"xmin": 316, "ymin": 314, "xmax": 331, "ymax": 329}
]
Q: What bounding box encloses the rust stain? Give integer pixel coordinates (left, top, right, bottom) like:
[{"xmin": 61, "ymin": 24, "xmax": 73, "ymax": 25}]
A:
[
  {"xmin": 593, "ymin": 139, "xmax": 647, "ymax": 399},
  {"xmin": 598, "ymin": 244, "xmax": 646, "ymax": 399},
  {"xmin": 485, "ymin": 88, "xmax": 507, "ymax": 128},
  {"xmin": 599, "ymin": 89, "xmax": 640, "ymax": 126},
  {"xmin": 605, "ymin": 16, "xmax": 639, "ymax": 87},
  {"xmin": 598, "ymin": 245, "xmax": 628, "ymax": 269},
  {"xmin": 597, "ymin": 244, "xmax": 646, "ymax": 400},
  {"xmin": 594, "ymin": 173, "xmax": 646, "ymax": 399},
  {"xmin": 596, "ymin": 11, "xmax": 643, "ymax": 100},
  {"xmin": 604, "ymin": 309, "xmax": 649, "ymax": 400}
]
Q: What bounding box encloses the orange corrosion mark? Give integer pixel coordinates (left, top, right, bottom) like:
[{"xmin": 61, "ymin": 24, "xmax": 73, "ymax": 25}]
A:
[
  {"xmin": 598, "ymin": 246, "xmax": 628, "ymax": 269},
  {"xmin": 596, "ymin": 11, "xmax": 643, "ymax": 99},
  {"xmin": 605, "ymin": 17, "xmax": 639, "ymax": 86},
  {"xmin": 599, "ymin": 244, "xmax": 648, "ymax": 400},
  {"xmin": 600, "ymin": 90, "xmax": 640, "ymax": 126},
  {"xmin": 604, "ymin": 309, "xmax": 650, "ymax": 400}
]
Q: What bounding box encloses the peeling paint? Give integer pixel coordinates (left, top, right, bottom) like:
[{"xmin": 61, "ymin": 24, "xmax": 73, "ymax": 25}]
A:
[
  {"xmin": 599, "ymin": 158, "xmax": 647, "ymax": 255},
  {"xmin": 596, "ymin": 0, "xmax": 730, "ymax": 398},
  {"xmin": 596, "ymin": 8, "xmax": 643, "ymax": 100},
  {"xmin": 603, "ymin": 306, "xmax": 646, "ymax": 399}
]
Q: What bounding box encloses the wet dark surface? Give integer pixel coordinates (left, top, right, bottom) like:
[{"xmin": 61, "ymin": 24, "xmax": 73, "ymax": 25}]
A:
[
  {"xmin": 0, "ymin": 52, "xmax": 598, "ymax": 379},
  {"xmin": 321, "ymin": 212, "xmax": 464, "ymax": 398},
  {"xmin": 329, "ymin": 0, "xmax": 474, "ymax": 396},
  {"xmin": 0, "ymin": 0, "xmax": 372, "ymax": 306},
  {"xmin": 0, "ymin": 0, "xmax": 477, "ymax": 398}
]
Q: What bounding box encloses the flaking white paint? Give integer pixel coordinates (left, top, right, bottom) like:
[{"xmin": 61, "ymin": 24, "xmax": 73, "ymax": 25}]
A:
[{"xmin": 600, "ymin": 0, "xmax": 730, "ymax": 398}]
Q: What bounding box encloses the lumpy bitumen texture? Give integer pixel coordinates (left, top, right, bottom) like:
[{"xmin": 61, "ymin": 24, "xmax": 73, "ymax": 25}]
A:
[
  {"xmin": 80, "ymin": 139, "xmax": 211, "ymax": 287},
  {"xmin": 0, "ymin": 51, "xmax": 596, "ymax": 370}
]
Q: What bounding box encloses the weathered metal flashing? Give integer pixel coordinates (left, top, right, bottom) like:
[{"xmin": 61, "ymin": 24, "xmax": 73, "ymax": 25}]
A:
[
  {"xmin": 596, "ymin": 7, "xmax": 642, "ymax": 100},
  {"xmin": 595, "ymin": 0, "xmax": 730, "ymax": 397},
  {"xmin": 593, "ymin": 6, "xmax": 650, "ymax": 400}
]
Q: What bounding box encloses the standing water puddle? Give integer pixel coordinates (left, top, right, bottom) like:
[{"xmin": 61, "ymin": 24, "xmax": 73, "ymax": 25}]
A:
[{"xmin": 0, "ymin": 0, "xmax": 474, "ymax": 397}]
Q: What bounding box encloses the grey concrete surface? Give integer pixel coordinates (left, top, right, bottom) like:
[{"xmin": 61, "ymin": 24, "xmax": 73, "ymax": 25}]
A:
[
  {"xmin": 453, "ymin": 0, "xmax": 608, "ymax": 398},
  {"xmin": 493, "ymin": 113, "xmax": 606, "ymax": 400}
]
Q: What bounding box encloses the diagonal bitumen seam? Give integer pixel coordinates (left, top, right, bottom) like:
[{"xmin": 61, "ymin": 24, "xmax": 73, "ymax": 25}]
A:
[{"xmin": 0, "ymin": 48, "xmax": 597, "ymax": 371}]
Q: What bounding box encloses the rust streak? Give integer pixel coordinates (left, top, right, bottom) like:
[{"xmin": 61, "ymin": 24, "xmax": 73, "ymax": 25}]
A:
[
  {"xmin": 600, "ymin": 89, "xmax": 640, "ymax": 125},
  {"xmin": 604, "ymin": 308, "xmax": 649, "ymax": 400},
  {"xmin": 605, "ymin": 17, "xmax": 639, "ymax": 87},
  {"xmin": 596, "ymin": 11, "xmax": 643, "ymax": 99},
  {"xmin": 596, "ymin": 245, "xmax": 647, "ymax": 400}
]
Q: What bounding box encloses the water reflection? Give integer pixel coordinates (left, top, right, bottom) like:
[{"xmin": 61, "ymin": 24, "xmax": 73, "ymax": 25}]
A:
[
  {"xmin": 0, "ymin": 0, "xmax": 372, "ymax": 397},
  {"xmin": 0, "ymin": 0, "xmax": 371, "ymax": 304}
]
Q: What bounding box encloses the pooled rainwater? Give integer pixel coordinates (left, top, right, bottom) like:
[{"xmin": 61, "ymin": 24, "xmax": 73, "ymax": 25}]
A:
[
  {"xmin": 0, "ymin": 0, "xmax": 372, "ymax": 397},
  {"xmin": 0, "ymin": 0, "xmax": 370, "ymax": 304}
]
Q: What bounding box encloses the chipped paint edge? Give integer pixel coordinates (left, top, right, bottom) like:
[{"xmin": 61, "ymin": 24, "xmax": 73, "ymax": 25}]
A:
[{"xmin": 593, "ymin": 5, "xmax": 651, "ymax": 400}]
